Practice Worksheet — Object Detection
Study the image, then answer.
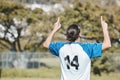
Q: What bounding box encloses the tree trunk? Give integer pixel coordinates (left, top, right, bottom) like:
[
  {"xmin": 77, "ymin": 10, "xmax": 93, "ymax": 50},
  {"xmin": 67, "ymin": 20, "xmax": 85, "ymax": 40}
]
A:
[
  {"xmin": 17, "ymin": 28, "xmax": 22, "ymax": 52},
  {"xmin": 11, "ymin": 42, "xmax": 17, "ymax": 51},
  {"xmin": 17, "ymin": 38, "xmax": 22, "ymax": 52}
]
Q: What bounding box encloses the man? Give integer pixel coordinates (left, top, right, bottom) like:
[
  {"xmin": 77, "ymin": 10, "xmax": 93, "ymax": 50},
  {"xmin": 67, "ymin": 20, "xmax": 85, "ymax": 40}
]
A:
[{"xmin": 43, "ymin": 16, "xmax": 111, "ymax": 80}]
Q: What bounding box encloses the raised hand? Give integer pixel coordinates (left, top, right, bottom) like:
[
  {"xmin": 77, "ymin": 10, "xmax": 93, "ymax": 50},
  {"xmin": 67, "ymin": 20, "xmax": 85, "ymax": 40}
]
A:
[
  {"xmin": 53, "ymin": 17, "xmax": 61, "ymax": 32},
  {"xmin": 101, "ymin": 16, "xmax": 111, "ymax": 50},
  {"xmin": 43, "ymin": 17, "xmax": 61, "ymax": 48},
  {"xmin": 101, "ymin": 16, "xmax": 108, "ymax": 30}
]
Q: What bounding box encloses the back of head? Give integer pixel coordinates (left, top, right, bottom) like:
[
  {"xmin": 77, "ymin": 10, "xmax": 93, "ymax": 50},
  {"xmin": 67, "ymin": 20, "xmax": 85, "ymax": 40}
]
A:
[{"xmin": 66, "ymin": 24, "xmax": 80, "ymax": 42}]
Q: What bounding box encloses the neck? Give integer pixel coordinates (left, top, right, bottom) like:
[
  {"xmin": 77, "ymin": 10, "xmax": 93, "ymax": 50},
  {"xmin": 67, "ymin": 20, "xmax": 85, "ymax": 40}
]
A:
[{"xmin": 75, "ymin": 37, "xmax": 80, "ymax": 42}]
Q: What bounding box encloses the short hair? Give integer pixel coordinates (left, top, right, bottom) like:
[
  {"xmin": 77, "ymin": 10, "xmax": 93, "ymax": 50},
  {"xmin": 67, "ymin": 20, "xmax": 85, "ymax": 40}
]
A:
[{"xmin": 66, "ymin": 24, "xmax": 80, "ymax": 42}]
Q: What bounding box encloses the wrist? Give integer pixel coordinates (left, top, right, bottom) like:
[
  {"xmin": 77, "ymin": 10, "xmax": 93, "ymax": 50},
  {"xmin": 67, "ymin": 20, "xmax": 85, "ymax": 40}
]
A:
[
  {"xmin": 53, "ymin": 28, "xmax": 58, "ymax": 33},
  {"xmin": 102, "ymin": 28, "xmax": 108, "ymax": 31},
  {"xmin": 51, "ymin": 29, "xmax": 57, "ymax": 34}
]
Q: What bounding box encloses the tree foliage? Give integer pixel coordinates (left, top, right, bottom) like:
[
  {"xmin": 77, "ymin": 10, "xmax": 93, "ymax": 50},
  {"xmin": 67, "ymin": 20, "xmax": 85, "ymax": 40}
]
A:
[
  {"xmin": 60, "ymin": 1, "xmax": 120, "ymax": 43},
  {"xmin": 0, "ymin": 1, "xmax": 44, "ymax": 52}
]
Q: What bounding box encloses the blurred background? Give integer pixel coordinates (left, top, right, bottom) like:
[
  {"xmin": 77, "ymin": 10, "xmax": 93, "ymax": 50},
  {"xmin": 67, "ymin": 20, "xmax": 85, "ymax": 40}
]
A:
[{"xmin": 0, "ymin": 0, "xmax": 120, "ymax": 80}]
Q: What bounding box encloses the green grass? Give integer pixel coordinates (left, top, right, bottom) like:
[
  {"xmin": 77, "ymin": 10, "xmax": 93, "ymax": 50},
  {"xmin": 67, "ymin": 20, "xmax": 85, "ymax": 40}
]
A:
[
  {"xmin": 91, "ymin": 73, "xmax": 120, "ymax": 80},
  {"xmin": 1, "ymin": 67, "xmax": 60, "ymax": 78},
  {"xmin": 0, "ymin": 67, "xmax": 120, "ymax": 80}
]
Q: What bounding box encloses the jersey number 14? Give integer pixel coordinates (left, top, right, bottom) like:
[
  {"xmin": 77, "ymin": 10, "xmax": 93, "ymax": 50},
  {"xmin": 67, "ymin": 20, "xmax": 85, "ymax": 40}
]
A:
[{"xmin": 64, "ymin": 55, "xmax": 79, "ymax": 70}]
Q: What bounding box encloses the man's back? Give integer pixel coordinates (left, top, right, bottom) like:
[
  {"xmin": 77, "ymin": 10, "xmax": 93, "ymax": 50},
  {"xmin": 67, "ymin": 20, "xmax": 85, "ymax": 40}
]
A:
[
  {"xmin": 49, "ymin": 42, "xmax": 102, "ymax": 80},
  {"xmin": 59, "ymin": 43, "xmax": 91, "ymax": 80}
]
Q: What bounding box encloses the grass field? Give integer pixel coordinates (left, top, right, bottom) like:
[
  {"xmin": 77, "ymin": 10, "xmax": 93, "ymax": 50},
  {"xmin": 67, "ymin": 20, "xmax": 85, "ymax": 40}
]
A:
[
  {"xmin": 0, "ymin": 58, "xmax": 120, "ymax": 80},
  {"xmin": 0, "ymin": 67, "xmax": 120, "ymax": 80}
]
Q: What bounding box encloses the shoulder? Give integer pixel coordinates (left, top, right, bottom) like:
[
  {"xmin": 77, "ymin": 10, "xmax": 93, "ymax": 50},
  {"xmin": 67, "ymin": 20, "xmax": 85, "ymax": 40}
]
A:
[
  {"xmin": 49, "ymin": 42, "xmax": 66, "ymax": 47},
  {"xmin": 75, "ymin": 42, "xmax": 90, "ymax": 47},
  {"xmin": 49, "ymin": 42, "xmax": 66, "ymax": 49},
  {"xmin": 49, "ymin": 42, "xmax": 66, "ymax": 56},
  {"xmin": 77, "ymin": 42, "xmax": 102, "ymax": 47},
  {"xmin": 77, "ymin": 42, "xmax": 102, "ymax": 58}
]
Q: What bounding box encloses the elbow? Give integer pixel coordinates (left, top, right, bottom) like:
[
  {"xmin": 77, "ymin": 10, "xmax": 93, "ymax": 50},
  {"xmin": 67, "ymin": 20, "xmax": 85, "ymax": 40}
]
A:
[
  {"xmin": 105, "ymin": 42, "xmax": 112, "ymax": 49},
  {"xmin": 107, "ymin": 43, "xmax": 111, "ymax": 48},
  {"xmin": 102, "ymin": 42, "xmax": 111, "ymax": 50},
  {"xmin": 107, "ymin": 40, "xmax": 111, "ymax": 48},
  {"xmin": 43, "ymin": 42, "xmax": 46, "ymax": 47},
  {"xmin": 43, "ymin": 42, "xmax": 49, "ymax": 48},
  {"xmin": 105, "ymin": 44, "xmax": 111, "ymax": 49}
]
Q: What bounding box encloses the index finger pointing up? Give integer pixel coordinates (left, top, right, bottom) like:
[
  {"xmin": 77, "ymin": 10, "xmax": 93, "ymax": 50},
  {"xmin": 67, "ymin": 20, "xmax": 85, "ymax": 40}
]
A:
[{"xmin": 57, "ymin": 17, "xmax": 60, "ymax": 23}]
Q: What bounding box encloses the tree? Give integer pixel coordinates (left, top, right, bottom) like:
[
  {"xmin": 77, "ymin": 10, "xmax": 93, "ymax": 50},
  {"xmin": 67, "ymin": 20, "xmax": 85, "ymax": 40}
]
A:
[{"xmin": 0, "ymin": 1, "xmax": 44, "ymax": 52}]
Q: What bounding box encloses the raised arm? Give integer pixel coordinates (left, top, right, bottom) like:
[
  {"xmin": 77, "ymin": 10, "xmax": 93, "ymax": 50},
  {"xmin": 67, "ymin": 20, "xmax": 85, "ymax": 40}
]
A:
[
  {"xmin": 101, "ymin": 16, "xmax": 111, "ymax": 50},
  {"xmin": 43, "ymin": 17, "xmax": 61, "ymax": 48}
]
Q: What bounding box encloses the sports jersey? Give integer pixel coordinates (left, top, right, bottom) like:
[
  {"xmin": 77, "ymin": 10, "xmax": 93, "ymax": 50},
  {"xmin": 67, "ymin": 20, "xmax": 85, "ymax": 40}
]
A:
[{"xmin": 49, "ymin": 42, "xmax": 102, "ymax": 80}]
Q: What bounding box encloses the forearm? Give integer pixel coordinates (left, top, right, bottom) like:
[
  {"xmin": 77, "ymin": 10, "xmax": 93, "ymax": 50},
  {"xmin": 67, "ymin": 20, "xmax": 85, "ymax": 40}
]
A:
[
  {"xmin": 43, "ymin": 30, "xmax": 56, "ymax": 48},
  {"xmin": 102, "ymin": 29, "xmax": 111, "ymax": 50},
  {"xmin": 43, "ymin": 17, "xmax": 61, "ymax": 48}
]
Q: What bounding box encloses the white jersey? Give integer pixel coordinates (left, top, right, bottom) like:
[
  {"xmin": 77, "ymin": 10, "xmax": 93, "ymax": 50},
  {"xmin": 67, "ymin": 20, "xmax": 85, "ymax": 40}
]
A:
[{"xmin": 49, "ymin": 42, "xmax": 102, "ymax": 80}]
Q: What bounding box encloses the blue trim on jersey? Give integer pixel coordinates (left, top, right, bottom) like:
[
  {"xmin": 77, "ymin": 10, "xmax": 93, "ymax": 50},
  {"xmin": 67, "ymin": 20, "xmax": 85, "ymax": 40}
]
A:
[
  {"xmin": 78, "ymin": 42, "xmax": 102, "ymax": 58},
  {"xmin": 49, "ymin": 42, "xmax": 65, "ymax": 56},
  {"xmin": 49, "ymin": 42, "xmax": 102, "ymax": 58}
]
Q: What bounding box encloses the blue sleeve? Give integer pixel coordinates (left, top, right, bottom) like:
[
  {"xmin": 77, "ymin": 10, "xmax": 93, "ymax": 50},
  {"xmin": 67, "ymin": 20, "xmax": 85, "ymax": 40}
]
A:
[
  {"xmin": 49, "ymin": 42, "xmax": 64, "ymax": 57},
  {"xmin": 80, "ymin": 43, "xmax": 102, "ymax": 58}
]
